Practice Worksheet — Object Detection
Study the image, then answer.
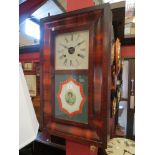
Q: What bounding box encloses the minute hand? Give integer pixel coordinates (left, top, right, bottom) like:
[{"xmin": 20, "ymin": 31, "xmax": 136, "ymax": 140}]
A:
[
  {"xmin": 74, "ymin": 40, "xmax": 85, "ymax": 48},
  {"xmin": 124, "ymin": 149, "xmax": 134, "ymax": 155}
]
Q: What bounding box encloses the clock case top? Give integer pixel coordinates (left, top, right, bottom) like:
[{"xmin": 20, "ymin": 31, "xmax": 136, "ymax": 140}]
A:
[{"xmin": 40, "ymin": 4, "xmax": 112, "ymax": 148}]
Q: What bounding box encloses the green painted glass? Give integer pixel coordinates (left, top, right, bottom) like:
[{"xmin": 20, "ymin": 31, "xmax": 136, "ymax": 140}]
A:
[{"xmin": 54, "ymin": 74, "xmax": 88, "ymax": 124}]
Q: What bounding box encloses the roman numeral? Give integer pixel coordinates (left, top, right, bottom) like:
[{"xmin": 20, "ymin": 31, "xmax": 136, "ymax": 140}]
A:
[
  {"xmin": 65, "ymin": 37, "xmax": 68, "ymax": 43},
  {"xmin": 77, "ymin": 54, "xmax": 85, "ymax": 59},
  {"xmin": 80, "ymin": 48, "xmax": 86, "ymax": 51},
  {"xmin": 76, "ymin": 34, "xmax": 80, "ymax": 41},
  {"xmin": 57, "ymin": 50, "xmax": 63, "ymax": 53},
  {"xmin": 76, "ymin": 59, "xmax": 79, "ymax": 65},
  {"xmin": 107, "ymin": 145, "xmax": 113, "ymax": 148},
  {"xmin": 70, "ymin": 60, "xmax": 73, "ymax": 66},
  {"xmin": 71, "ymin": 33, "xmax": 73, "ymax": 41},
  {"xmin": 124, "ymin": 141, "xmax": 129, "ymax": 147},
  {"xmin": 59, "ymin": 54, "xmax": 66, "ymax": 59},
  {"xmin": 64, "ymin": 58, "xmax": 68, "ymax": 65}
]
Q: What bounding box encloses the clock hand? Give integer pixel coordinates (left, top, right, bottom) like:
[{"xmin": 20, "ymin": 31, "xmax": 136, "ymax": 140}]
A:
[
  {"xmin": 124, "ymin": 149, "xmax": 134, "ymax": 155},
  {"xmin": 74, "ymin": 40, "xmax": 85, "ymax": 48},
  {"xmin": 123, "ymin": 149, "xmax": 126, "ymax": 155},
  {"xmin": 60, "ymin": 43, "xmax": 69, "ymax": 49}
]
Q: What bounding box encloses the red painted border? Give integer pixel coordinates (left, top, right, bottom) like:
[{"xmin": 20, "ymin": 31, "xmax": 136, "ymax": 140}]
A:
[
  {"xmin": 66, "ymin": 140, "xmax": 98, "ymax": 155},
  {"xmin": 57, "ymin": 77, "xmax": 86, "ymax": 117},
  {"xmin": 67, "ymin": 0, "xmax": 94, "ymax": 12},
  {"xmin": 121, "ymin": 45, "xmax": 135, "ymax": 58},
  {"xmin": 19, "ymin": 52, "xmax": 40, "ymax": 62}
]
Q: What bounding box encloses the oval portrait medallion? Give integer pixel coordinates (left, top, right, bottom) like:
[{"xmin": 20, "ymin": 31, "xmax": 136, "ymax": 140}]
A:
[{"xmin": 65, "ymin": 90, "xmax": 76, "ymax": 105}]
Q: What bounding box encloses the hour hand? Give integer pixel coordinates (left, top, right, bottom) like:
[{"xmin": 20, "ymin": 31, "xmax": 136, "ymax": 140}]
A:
[
  {"xmin": 123, "ymin": 150, "xmax": 126, "ymax": 155},
  {"xmin": 60, "ymin": 43, "xmax": 69, "ymax": 49},
  {"xmin": 74, "ymin": 40, "xmax": 85, "ymax": 48}
]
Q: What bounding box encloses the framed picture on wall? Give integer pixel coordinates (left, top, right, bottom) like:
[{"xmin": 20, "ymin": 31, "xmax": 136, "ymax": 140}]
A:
[
  {"xmin": 23, "ymin": 62, "xmax": 34, "ymax": 71},
  {"xmin": 24, "ymin": 75, "xmax": 37, "ymax": 97},
  {"xmin": 124, "ymin": 0, "xmax": 135, "ymax": 38}
]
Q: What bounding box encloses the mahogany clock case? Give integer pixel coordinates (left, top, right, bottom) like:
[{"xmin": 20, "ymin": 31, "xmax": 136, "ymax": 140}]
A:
[{"xmin": 40, "ymin": 4, "xmax": 112, "ymax": 147}]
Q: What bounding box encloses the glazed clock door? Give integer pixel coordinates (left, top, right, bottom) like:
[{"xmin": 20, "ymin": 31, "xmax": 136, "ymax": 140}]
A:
[
  {"xmin": 53, "ymin": 29, "xmax": 90, "ymax": 124},
  {"xmin": 55, "ymin": 74, "xmax": 88, "ymax": 124},
  {"xmin": 40, "ymin": 4, "xmax": 112, "ymax": 148},
  {"xmin": 51, "ymin": 25, "xmax": 93, "ymax": 126}
]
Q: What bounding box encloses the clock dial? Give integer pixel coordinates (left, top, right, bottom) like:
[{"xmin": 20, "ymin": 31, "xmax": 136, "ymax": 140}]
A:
[
  {"xmin": 106, "ymin": 138, "xmax": 135, "ymax": 155},
  {"xmin": 55, "ymin": 30, "xmax": 89, "ymax": 70}
]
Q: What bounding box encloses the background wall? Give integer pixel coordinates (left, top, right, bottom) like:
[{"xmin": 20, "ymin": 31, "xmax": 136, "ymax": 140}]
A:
[
  {"xmin": 121, "ymin": 45, "xmax": 135, "ymax": 58},
  {"xmin": 19, "ymin": 20, "xmax": 39, "ymax": 47},
  {"xmin": 66, "ymin": 0, "xmax": 94, "ymax": 11}
]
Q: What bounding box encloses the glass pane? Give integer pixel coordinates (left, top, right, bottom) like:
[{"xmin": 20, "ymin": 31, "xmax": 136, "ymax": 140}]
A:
[
  {"xmin": 54, "ymin": 74, "xmax": 88, "ymax": 124},
  {"xmin": 55, "ymin": 30, "xmax": 89, "ymax": 70}
]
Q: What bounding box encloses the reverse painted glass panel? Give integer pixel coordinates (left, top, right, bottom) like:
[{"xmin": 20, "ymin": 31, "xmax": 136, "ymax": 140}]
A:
[{"xmin": 55, "ymin": 74, "xmax": 88, "ymax": 124}]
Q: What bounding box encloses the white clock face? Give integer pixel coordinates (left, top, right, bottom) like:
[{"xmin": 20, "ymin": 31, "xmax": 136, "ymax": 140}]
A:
[
  {"xmin": 106, "ymin": 138, "xmax": 135, "ymax": 155},
  {"xmin": 55, "ymin": 30, "xmax": 89, "ymax": 70}
]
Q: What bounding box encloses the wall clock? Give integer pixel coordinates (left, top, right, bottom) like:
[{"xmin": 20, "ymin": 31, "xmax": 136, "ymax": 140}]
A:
[
  {"xmin": 106, "ymin": 138, "xmax": 135, "ymax": 155},
  {"xmin": 40, "ymin": 4, "xmax": 112, "ymax": 150}
]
